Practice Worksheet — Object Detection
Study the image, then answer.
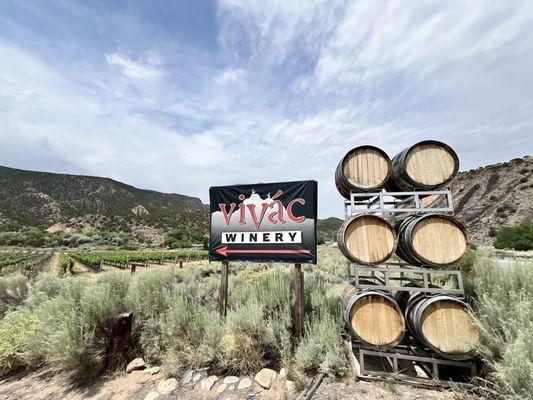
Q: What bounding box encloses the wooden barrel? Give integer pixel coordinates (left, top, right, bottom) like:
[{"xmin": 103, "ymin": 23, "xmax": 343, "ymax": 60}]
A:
[
  {"xmin": 386, "ymin": 140, "xmax": 459, "ymax": 192},
  {"xmin": 338, "ymin": 215, "xmax": 397, "ymax": 265},
  {"xmin": 405, "ymin": 295, "xmax": 479, "ymax": 360},
  {"xmin": 396, "ymin": 214, "xmax": 469, "ymax": 267},
  {"xmin": 335, "ymin": 146, "xmax": 391, "ymax": 199},
  {"xmin": 341, "ymin": 282, "xmax": 405, "ymax": 348}
]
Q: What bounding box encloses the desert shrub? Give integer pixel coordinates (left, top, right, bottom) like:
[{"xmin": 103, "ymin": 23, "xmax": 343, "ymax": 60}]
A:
[
  {"xmin": 494, "ymin": 222, "xmax": 533, "ymax": 251},
  {"xmin": 25, "ymin": 295, "xmax": 99, "ymax": 377},
  {"xmin": 296, "ymin": 312, "xmax": 347, "ymax": 377},
  {"xmin": 464, "ymin": 255, "xmax": 533, "ymax": 399},
  {"xmin": 126, "ymin": 269, "xmax": 174, "ymax": 325},
  {"xmin": 0, "ymin": 310, "xmax": 37, "ymax": 376},
  {"xmin": 24, "ymin": 272, "xmax": 63, "ymax": 308},
  {"xmin": 24, "ymin": 274, "xmax": 133, "ymax": 378},
  {"xmin": 0, "ymin": 274, "xmax": 28, "ymax": 317}
]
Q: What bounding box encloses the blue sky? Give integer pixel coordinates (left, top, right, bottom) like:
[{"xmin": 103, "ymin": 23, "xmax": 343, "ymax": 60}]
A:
[{"xmin": 0, "ymin": 1, "xmax": 532, "ymax": 217}]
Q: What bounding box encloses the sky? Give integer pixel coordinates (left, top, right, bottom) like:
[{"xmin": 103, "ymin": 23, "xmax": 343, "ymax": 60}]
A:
[{"xmin": 0, "ymin": 0, "xmax": 532, "ymax": 218}]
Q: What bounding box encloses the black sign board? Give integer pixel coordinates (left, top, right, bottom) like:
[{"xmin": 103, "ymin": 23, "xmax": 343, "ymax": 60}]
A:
[{"xmin": 209, "ymin": 180, "xmax": 317, "ymax": 264}]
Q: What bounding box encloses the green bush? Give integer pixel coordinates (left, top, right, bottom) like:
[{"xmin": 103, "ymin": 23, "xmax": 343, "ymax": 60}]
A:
[
  {"xmin": 0, "ymin": 274, "xmax": 28, "ymax": 317},
  {"xmin": 0, "ymin": 310, "xmax": 37, "ymax": 376},
  {"xmin": 494, "ymin": 222, "xmax": 533, "ymax": 251},
  {"xmin": 464, "ymin": 254, "xmax": 533, "ymax": 399}
]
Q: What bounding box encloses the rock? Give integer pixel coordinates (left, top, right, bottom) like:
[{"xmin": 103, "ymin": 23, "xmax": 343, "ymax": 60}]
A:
[
  {"xmin": 200, "ymin": 375, "xmax": 219, "ymax": 391},
  {"xmin": 216, "ymin": 383, "xmax": 227, "ymax": 394},
  {"xmin": 157, "ymin": 378, "xmax": 178, "ymax": 395},
  {"xmin": 144, "ymin": 366, "xmax": 161, "ymax": 375},
  {"xmin": 193, "ymin": 372, "xmax": 202, "ymax": 382},
  {"xmin": 255, "ymin": 368, "xmax": 277, "ymax": 389},
  {"xmin": 228, "ymin": 385, "xmax": 235, "ymax": 390},
  {"xmin": 286, "ymin": 380, "xmax": 295, "ymax": 393},
  {"xmin": 126, "ymin": 358, "xmax": 146, "ymax": 373},
  {"xmin": 237, "ymin": 377, "xmax": 253, "ymax": 390},
  {"xmin": 182, "ymin": 370, "xmax": 194, "ymax": 385},
  {"xmin": 279, "ymin": 368, "xmax": 287, "ymax": 378},
  {"xmin": 144, "ymin": 392, "xmax": 160, "ymax": 400},
  {"xmin": 223, "ymin": 376, "xmax": 240, "ymax": 385}
]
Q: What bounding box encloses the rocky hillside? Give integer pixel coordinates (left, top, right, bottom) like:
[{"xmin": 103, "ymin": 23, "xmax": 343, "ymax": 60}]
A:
[
  {"xmin": 0, "ymin": 165, "xmax": 207, "ymax": 234},
  {"xmin": 451, "ymin": 155, "xmax": 532, "ymax": 244}
]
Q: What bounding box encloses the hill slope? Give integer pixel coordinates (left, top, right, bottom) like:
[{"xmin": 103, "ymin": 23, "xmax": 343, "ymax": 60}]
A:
[
  {"xmin": 0, "ymin": 165, "xmax": 207, "ymax": 234},
  {"xmin": 451, "ymin": 155, "xmax": 532, "ymax": 244}
]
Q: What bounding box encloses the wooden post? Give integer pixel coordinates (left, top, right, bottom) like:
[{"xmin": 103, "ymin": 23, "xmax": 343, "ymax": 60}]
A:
[
  {"xmin": 131, "ymin": 264, "xmax": 136, "ymax": 275},
  {"xmin": 104, "ymin": 312, "xmax": 133, "ymax": 371},
  {"xmin": 179, "ymin": 260, "xmax": 183, "ymax": 269},
  {"xmin": 219, "ymin": 261, "xmax": 229, "ymax": 316},
  {"xmin": 294, "ymin": 263, "xmax": 304, "ymax": 339}
]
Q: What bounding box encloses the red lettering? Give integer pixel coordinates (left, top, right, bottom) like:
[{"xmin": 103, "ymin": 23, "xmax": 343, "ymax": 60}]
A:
[
  {"xmin": 219, "ymin": 203, "xmax": 237, "ymax": 225},
  {"xmin": 238, "ymin": 203, "xmax": 246, "ymax": 225},
  {"xmin": 268, "ymin": 200, "xmax": 286, "ymax": 224},
  {"xmin": 246, "ymin": 203, "xmax": 269, "ymax": 230},
  {"xmin": 287, "ymin": 198, "xmax": 305, "ymax": 222}
]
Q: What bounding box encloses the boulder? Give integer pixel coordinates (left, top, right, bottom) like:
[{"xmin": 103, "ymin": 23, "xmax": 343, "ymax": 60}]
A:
[
  {"xmin": 144, "ymin": 392, "xmax": 160, "ymax": 400},
  {"xmin": 126, "ymin": 358, "xmax": 146, "ymax": 373},
  {"xmin": 237, "ymin": 377, "xmax": 253, "ymax": 390},
  {"xmin": 193, "ymin": 372, "xmax": 202, "ymax": 382},
  {"xmin": 216, "ymin": 383, "xmax": 227, "ymax": 394},
  {"xmin": 286, "ymin": 380, "xmax": 295, "ymax": 393},
  {"xmin": 200, "ymin": 375, "xmax": 219, "ymax": 391},
  {"xmin": 144, "ymin": 366, "xmax": 161, "ymax": 375},
  {"xmin": 279, "ymin": 368, "xmax": 287, "ymax": 378},
  {"xmin": 255, "ymin": 368, "xmax": 277, "ymax": 389},
  {"xmin": 223, "ymin": 376, "xmax": 239, "ymax": 385},
  {"xmin": 157, "ymin": 378, "xmax": 177, "ymax": 395},
  {"xmin": 182, "ymin": 370, "xmax": 194, "ymax": 385}
]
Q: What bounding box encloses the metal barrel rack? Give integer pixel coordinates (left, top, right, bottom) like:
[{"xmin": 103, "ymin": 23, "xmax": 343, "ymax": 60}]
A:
[{"xmin": 342, "ymin": 188, "xmax": 476, "ymax": 388}]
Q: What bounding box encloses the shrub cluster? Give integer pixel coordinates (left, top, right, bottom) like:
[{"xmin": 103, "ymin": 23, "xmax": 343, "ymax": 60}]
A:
[
  {"xmin": 494, "ymin": 222, "xmax": 533, "ymax": 251},
  {"xmin": 464, "ymin": 254, "xmax": 533, "ymax": 399},
  {"xmin": 0, "ymin": 261, "xmax": 347, "ymax": 380}
]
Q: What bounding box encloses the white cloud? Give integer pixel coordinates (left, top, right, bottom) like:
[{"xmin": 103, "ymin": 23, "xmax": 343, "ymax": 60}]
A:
[
  {"xmin": 106, "ymin": 52, "xmax": 163, "ymax": 81},
  {"xmin": 214, "ymin": 67, "xmax": 245, "ymax": 86}
]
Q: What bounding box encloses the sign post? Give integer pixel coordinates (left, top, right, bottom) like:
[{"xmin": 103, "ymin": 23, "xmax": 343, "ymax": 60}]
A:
[
  {"xmin": 209, "ymin": 181, "xmax": 318, "ymax": 337},
  {"xmin": 218, "ymin": 261, "xmax": 229, "ymax": 316},
  {"xmin": 294, "ymin": 263, "xmax": 304, "ymax": 339}
]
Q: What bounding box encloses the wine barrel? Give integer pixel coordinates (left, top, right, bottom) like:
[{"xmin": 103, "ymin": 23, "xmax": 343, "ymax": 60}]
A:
[
  {"xmin": 341, "ymin": 282, "xmax": 405, "ymax": 348},
  {"xmin": 405, "ymin": 294, "xmax": 479, "ymax": 360},
  {"xmin": 338, "ymin": 215, "xmax": 397, "ymax": 265},
  {"xmin": 396, "ymin": 214, "xmax": 469, "ymax": 267},
  {"xmin": 335, "ymin": 146, "xmax": 391, "ymax": 199},
  {"xmin": 386, "ymin": 140, "xmax": 459, "ymax": 192}
]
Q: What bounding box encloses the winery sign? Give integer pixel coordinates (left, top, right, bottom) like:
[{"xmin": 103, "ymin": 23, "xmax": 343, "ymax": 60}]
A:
[{"xmin": 209, "ymin": 180, "xmax": 318, "ymax": 264}]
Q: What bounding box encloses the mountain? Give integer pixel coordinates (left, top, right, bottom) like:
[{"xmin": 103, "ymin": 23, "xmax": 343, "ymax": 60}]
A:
[
  {"xmin": 0, "ymin": 165, "xmax": 207, "ymax": 237},
  {"xmin": 317, "ymin": 217, "xmax": 343, "ymax": 239},
  {"xmin": 450, "ymin": 155, "xmax": 532, "ymax": 244}
]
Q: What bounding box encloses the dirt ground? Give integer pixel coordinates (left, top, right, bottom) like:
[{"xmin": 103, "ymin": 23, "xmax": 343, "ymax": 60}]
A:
[{"xmin": 0, "ymin": 370, "xmax": 458, "ymax": 400}]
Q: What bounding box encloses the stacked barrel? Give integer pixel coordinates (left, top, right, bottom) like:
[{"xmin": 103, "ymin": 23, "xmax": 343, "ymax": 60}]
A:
[{"xmin": 336, "ymin": 140, "xmax": 479, "ymax": 360}]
